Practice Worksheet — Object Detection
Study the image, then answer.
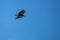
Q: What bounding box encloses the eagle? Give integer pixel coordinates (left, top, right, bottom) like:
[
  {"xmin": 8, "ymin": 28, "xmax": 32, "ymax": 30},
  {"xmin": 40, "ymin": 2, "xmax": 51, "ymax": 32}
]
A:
[{"xmin": 15, "ymin": 10, "xmax": 25, "ymax": 19}]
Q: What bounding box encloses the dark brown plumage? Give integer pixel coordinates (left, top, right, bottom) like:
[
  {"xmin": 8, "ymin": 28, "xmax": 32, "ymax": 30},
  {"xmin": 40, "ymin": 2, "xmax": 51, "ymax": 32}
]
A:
[{"xmin": 15, "ymin": 10, "xmax": 25, "ymax": 19}]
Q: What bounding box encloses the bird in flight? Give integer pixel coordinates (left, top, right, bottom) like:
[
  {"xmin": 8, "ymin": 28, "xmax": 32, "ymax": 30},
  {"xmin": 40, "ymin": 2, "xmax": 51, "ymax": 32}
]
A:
[{"xmin": 15, "ymin": 10, "xmax": 25, "ymax": 19}]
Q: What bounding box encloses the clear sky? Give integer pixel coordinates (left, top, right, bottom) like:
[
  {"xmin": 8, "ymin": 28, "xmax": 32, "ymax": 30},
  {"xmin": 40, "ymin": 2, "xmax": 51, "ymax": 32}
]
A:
[{"xmin": 0, "ymin": 0, "xmax": 60, "ymax": 40}]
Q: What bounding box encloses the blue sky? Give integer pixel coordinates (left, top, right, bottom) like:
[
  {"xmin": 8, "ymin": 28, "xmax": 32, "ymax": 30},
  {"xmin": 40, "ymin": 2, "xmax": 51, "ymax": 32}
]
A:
[{"xmin": 0, "ymin": 0, "xmax": 60, "ymax": 40}]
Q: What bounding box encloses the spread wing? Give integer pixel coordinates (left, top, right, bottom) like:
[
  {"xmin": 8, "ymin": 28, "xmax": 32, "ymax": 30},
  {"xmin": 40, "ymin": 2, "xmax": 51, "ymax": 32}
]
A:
[{"xmin": 15, "ymin": 10, "xmax": 25, "ymax": 19}]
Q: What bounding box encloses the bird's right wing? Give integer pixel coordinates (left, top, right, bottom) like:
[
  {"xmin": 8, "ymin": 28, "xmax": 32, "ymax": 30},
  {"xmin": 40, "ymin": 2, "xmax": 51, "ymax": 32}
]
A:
[{"xmin": 19, "ymin": 10, "xmax": 25, "ymax": 15}]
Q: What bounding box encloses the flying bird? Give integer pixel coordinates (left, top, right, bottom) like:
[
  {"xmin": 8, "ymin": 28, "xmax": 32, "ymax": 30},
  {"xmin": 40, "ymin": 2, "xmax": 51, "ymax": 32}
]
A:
[{"xmin": 15, "ymin": 10, "xmax": 25, "ymax": 19}]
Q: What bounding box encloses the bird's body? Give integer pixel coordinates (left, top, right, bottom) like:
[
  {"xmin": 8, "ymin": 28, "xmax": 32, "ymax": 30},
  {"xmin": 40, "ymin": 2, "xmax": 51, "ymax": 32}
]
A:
[{"xmin": 15, "ymin": 10, "xmax": 25, "ymax": 19}]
